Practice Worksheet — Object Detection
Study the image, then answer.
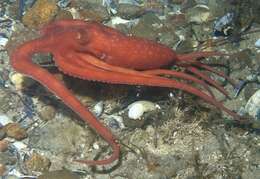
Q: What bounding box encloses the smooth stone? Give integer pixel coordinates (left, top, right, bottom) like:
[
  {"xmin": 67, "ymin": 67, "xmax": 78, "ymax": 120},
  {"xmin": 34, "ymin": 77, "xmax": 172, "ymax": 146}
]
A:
[
  {"xmin": 255, "ymin": 39, "xmax": 260, "ymax": 48},
  {"xmin": 245, "ymin": 89, "xmax": 260, "ymax": 120}
]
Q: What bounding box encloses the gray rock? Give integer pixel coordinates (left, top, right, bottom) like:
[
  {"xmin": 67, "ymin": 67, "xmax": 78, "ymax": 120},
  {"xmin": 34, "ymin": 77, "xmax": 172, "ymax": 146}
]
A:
[
  {"xmin": 29, "ymin": 116, "xmax": 95, "ymax": 154},
  {"xmin": 38, "ymin": 169, "xmax": 80, "ymax": 179},
  {"xmin": 245, "ymin": 89, "xmax": 260, "ymax": 120},
  {"xmin": 255, "ymin": 39, "xmax": 260, "ymax": 48}
]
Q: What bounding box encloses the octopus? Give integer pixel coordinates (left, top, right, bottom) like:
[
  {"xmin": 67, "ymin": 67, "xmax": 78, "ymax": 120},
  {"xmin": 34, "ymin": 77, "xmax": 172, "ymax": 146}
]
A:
[{"xmin": 10, "ymin": 19, "xmax": 245, "ymax": 166}]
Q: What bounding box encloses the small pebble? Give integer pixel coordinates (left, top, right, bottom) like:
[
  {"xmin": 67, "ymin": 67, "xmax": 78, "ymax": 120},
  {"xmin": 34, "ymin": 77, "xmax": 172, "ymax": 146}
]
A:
[
  {"xmin": 4, "ymin": 123, "xmax": 28, "ymax": 140},
  {"xmin": 186, "ymin": 5, "xmax": 211, "ymax": 24},
  {"xmin": 39, "ymin": 105, "xmax": 56, "ymax": 121},
  {"xmin": 0, "ymin": 114, "xmax": 12, "ymax": 126},
  {"xmin": 0, "ymin": 163, "xmax": 6, "ymax": 176},
  {"xmin": 0, "ymin": 129, "xmax": 6, "ymax": 140},
  {"xmin": 0, "ymin": 140, "xmax": 8, "ymax": 152},
  {"xmin": 25, "ymin": 153, "xmax": 51, "ymax": 174},
  {"xmin": 255, "ymin": 39, "xmax": 260, "ymax": 48},
  {"xmin": 0, "ymin": 152, "xmax": 17, "ymax": 165},
  {"xmin": 22, "ymin": 0, "xmax": 58, "ymax": 28},
  {"xmin": 11, "ymin": 141, "xmax": 27, "ymax": 151},
  {"xmin": 9, "ymin": 72, "xmax": 34, "ymax": 90}
]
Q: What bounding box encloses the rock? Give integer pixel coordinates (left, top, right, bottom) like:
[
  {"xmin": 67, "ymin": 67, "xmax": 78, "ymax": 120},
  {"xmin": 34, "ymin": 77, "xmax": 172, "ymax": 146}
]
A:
[
  {"xmin": 0, "ymin": 163, "xmax": 6, "ymax": 176},
  {"xmin": 186, "ymin": 5, "xmax": 211, "ymax": 24},
  {"xmin": 25, "ymin": 152, "xmax": 51, "ymax": 174},
  {"xmin": 29, "ymin": 117, "xmax": 95, "ymax": 154},
  {"xmin": 11, "ymin": 141, "xmax": 28, "ymax": 151},
  {"xmin": 38, "ymin": 169, "xmax": 80, "ymax": 179},
  {"xmin": 166, "ymin": 13, "xmax": 187, "ymax": 27},
  {"xmin": 117, "ymin": 4, "xmax": 145, "ymax": 19},
  {"xmin": 0, "ymin": 129, "xmax": 6, "ymax": 140},
  {"xmin": 22, "ymin": 0, "xmax": 58, "ymax": 29},
  {"xmin": 0, "ymin": 140, "xmax": 8, "ymax": 152},
  {"xmin": 159, "ymin": 30, "xmax": 180, "ymax": 47},
  {"xmin": 131, "ymin": 13, "xmax": 162, "ymax": 40},
  {"xmin": 245, "ymin": 89, "xmax": 260, "ymax": 120},
  {"xmin": 55, "ymin": 10, "xmax": 73, "ymax": 20},
  {"xmin": 0, "ymin": 114, "xmax": 13, "ymax": 126},
  {"xmin": 191, "ymin": 23, "xmax": 212, "ymax": 43},
  {"xmin": 255, "ymin": 39, "xmax": 260, "ymax": 48},
  {"xmin": 0, "ymin": 152, "xmax": 17, "ymax": 165},
  {"xmin": 78, "ymin": 4, "xmax": 110, "ymax": 22},
  {"xmin": 9, "ymin": 72, "xmax": 35, "ymax": 90},
  {"xmin": 4, "ymin": 123, "xmax": 28, "ymax": 140},
  {"xmin": 39, "ymin": 105, "xmax": 56, "ymax": 121},
  {"xmin": 244, "ymin": 83, "xmax": 259, "ymax": 101}
]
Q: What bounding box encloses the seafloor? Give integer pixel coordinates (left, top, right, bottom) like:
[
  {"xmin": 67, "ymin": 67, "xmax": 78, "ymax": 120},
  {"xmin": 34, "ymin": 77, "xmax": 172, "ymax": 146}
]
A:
[{"xmin": 0, "ymin": 0, "xmax": 260, "ymax": 179}]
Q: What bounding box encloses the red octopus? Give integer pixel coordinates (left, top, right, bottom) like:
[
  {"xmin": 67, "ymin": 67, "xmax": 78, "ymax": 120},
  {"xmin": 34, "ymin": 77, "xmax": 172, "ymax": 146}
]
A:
[{"xmin": 10, "ymin": 20, "xmax": 244, "ymax": 166}]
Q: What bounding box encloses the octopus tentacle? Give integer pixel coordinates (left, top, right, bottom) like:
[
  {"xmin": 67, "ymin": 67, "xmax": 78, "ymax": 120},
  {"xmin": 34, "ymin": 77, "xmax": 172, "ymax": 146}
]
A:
[
  {"xmin": 176, "ymin": 51, "xmax": 226, "ymax": 64},
  {"xmin": 55, "ymin": 52, "xmax": 242, "ymax": 122},
  {"xmin": 194, "ymin": 62, "xmax": 237, "ymax": 87},
  {"xmin": 141, "ymin": 69, "xmax": 216, "ymax": 99},
  {"xmin": 72, "ymin": 52, "xmax": 154, "ymax": 78},
  {"xmin": 11, "ymin": 41, "xmax": 120, "ymax": 166},
  {"xmin": 70, "ymin": 53, "xmax": 215, "ymax": 98},
  {"xmin": 185, "ymin": 66, "xmax": 230, "ymax": 98},
  {"xmin": 176, "ymin": 51, "xmax": 236, "ymax": 90}
]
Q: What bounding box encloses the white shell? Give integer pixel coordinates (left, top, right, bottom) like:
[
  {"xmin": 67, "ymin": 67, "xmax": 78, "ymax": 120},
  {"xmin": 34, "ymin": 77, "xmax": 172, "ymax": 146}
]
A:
[
  {"xmin": 11, "ymin": 141, "xmax": 28, "ymax": 151},
  {"xmin": 0, "ymin": 114, "xmax": 12, "ymax": 126},
  {"xmin": 111, "ymin": 16, "xmax": 131, "ymax": 25},
  {"xmin": 245, "ymin": 89, "xmax": 260, "ymax": 120},
  {"xmin": 93, "ymin": 101, "xmax": 104, "ymax": 117},
  {"xmin": 127, "ymin": 100, "xmax": 159, "ymax": 120},
  {"xmin": 255, "ymin": 39, "xmax": 260, "ymax": 48},
  {"xmin": 93, "ymin": 142, "xmax": 100, "ymax": 150}
]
